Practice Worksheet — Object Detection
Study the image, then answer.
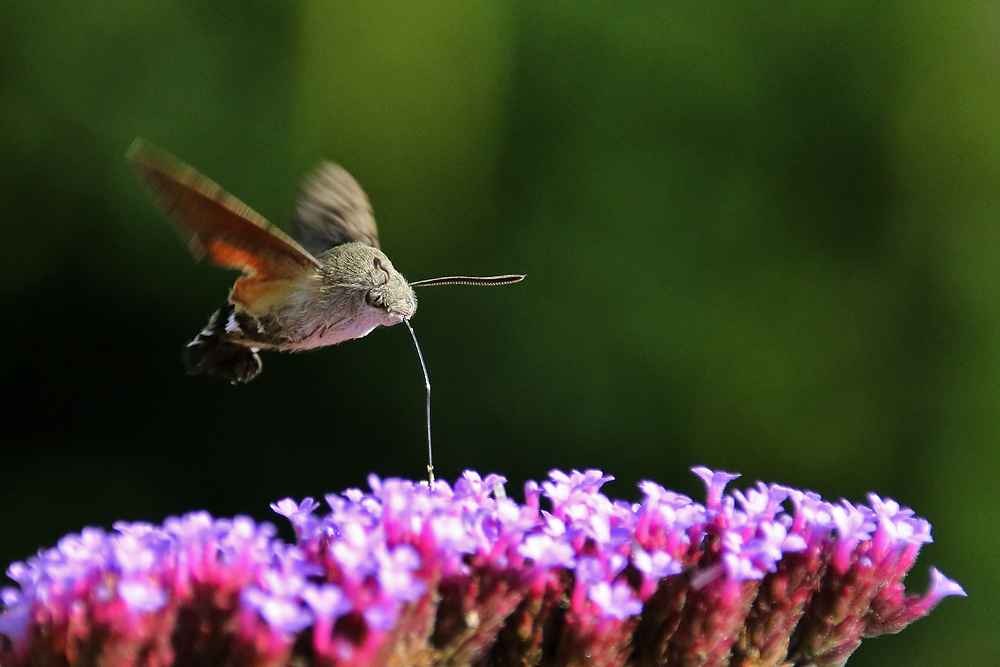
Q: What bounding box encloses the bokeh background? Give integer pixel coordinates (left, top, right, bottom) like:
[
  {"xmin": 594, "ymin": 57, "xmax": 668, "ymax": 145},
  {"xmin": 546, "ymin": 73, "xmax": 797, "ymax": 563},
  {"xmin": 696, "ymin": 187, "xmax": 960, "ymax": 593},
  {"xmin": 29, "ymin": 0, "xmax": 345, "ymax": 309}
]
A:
[{"xmin": 0, "ymin": 1, "xmax": 994, "ymax": 664}]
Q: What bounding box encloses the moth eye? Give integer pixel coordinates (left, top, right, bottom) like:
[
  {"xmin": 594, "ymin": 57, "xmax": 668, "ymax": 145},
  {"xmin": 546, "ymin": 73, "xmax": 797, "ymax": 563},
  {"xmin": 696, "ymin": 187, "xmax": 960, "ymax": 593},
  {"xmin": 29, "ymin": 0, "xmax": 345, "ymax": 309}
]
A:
[{"xmin": 366, "ymin": 290, "xmax": 386, "ymax": 309}]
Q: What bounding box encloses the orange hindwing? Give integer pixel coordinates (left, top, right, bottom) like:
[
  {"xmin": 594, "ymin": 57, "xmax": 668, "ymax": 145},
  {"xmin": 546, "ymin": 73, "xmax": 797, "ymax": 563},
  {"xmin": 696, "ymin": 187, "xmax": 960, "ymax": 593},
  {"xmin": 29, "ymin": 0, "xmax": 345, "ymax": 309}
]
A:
[{"xmin": 128, "ymin": 139, "xmax": 321, "ymax": 308}]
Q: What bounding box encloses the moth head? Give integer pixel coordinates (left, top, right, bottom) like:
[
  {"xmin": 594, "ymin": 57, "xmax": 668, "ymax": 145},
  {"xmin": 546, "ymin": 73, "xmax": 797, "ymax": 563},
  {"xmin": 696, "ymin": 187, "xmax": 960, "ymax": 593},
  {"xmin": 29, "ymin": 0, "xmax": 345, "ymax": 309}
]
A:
[
  {"xmin": 319, "ymin": 243, "xmax": 417, "ymax": 324},
  {"xmin": 363, "ymin": 253, "xmax": 417, "ymax": 323}
]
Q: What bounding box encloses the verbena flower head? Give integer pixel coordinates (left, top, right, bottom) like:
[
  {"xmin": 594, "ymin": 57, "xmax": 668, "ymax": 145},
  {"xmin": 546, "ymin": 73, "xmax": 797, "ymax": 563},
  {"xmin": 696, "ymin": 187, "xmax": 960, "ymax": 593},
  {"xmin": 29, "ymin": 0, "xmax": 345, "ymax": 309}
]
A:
[{"xmin": 0, "ymin": 468, "xmax": 963, "ymax": 667}]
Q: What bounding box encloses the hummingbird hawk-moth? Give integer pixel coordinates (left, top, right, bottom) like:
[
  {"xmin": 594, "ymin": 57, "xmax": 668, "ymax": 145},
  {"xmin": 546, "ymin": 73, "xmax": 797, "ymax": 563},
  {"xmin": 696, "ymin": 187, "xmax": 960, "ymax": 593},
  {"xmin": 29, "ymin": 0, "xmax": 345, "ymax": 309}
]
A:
[{"xmin": 127, "ymin": 138, "xmax": 524, "ymax": 385}]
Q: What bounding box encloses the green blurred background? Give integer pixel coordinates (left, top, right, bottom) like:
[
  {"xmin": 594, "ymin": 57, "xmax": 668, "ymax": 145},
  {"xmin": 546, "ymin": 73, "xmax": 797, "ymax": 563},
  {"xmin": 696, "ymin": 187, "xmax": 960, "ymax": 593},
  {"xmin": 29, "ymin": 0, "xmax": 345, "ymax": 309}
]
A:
[{"xmin": 0, "ymin": 1, "xmax": 992, "ymax": 664}]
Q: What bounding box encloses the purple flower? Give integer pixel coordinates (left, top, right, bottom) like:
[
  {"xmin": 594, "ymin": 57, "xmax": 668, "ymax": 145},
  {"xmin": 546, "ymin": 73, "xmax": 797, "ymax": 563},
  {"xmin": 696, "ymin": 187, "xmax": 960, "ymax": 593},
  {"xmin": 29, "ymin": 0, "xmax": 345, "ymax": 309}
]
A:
[
  {"xmin": 588, "ymin": 581, "xmax": 643, "ymax": 620},
  {"xmin": 692, "ymin": 466, "xmax": 741, "ymax": 508},
  {"xmin": 925, "ymin": 567, "xmax": 967, "ymax": 604},
  {"xmin": 117, "ymin": 578, "xmax": 168, "ymax": 612},
  {"xmin": 376, "ymin": 545, "xmax": 425, "ymax": 601},
  {"xmin": 270, "ymin": 497, "xmax": 321, "ymax": 532},
  {"xmin": 518, "ymin": 532, "xmax": 577, "ymax": 569},
  {"xmin": 633, "ymin": 547, "xmax": 681, "ymax": 579},
  {"xmin": 0, "ymin": 467, "xmax": 963, "ymax": 667},
  {"xmin": 301, "ymin": 583, "xmax": 351, "ymax": 620},
  {"xmin": 242, "ymin": 587, "xmax": 314, "ymax": 635}
]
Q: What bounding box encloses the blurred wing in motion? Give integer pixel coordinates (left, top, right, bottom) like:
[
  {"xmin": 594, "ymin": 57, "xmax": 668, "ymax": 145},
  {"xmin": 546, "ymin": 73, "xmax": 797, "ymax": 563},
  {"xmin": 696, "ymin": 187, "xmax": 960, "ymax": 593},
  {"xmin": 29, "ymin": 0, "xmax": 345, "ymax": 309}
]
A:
[
  {"xmin": 290, "ymin": 161, "xmax": 380, "ymax": 254},
  {"xmin": 127, "ymin": 138, "xmax": 321, "ymax": 308}
]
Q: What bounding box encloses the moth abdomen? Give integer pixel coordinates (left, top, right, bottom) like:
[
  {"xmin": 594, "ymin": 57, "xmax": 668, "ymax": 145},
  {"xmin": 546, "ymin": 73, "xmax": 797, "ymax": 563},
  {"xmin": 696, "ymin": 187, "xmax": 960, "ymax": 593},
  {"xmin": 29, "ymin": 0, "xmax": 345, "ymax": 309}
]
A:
[{"xmin": 183, "ymin": 304, "xmax": 263, "ymax": 383}]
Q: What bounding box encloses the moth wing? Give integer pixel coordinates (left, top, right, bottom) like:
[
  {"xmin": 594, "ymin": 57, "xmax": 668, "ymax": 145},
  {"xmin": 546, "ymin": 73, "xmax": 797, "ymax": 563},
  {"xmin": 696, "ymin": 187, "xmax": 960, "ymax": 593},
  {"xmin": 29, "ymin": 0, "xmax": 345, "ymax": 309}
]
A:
[
  {"xmin": 290, "ymin": 161, "xmax": 380, "ymax": 254},
  {"xmin": 128, "ymin": 139, "xmax": 321, "ymax": 308}
]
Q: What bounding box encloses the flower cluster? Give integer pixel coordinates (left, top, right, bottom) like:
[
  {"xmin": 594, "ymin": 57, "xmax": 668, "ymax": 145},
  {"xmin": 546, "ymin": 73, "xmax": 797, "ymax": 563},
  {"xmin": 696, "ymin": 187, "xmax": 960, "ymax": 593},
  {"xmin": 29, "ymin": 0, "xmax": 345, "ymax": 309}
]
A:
[{"xmin": 0, "ymin": 468, "xmax": 963, "ymax": 667}]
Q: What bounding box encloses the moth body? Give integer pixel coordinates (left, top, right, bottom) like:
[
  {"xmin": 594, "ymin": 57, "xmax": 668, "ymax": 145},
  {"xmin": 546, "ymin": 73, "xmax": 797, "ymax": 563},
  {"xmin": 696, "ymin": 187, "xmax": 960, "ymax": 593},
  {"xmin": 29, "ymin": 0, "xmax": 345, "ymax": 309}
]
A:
[{"xmin": 183, "ymin": 243, "xmax": 417, "ymax": 381}]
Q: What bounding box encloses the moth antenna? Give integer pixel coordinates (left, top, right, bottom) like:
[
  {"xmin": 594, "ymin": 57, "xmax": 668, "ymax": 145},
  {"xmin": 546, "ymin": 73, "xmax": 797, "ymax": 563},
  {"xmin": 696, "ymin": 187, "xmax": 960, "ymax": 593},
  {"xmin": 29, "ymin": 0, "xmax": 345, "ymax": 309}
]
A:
[
  {"xmin": 409, "ymin": 274, "xmax": 525, "ymax": 288},
  {"xmin": 404, "ymin": 319, "xmax": 434, "ymax": 488}
]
